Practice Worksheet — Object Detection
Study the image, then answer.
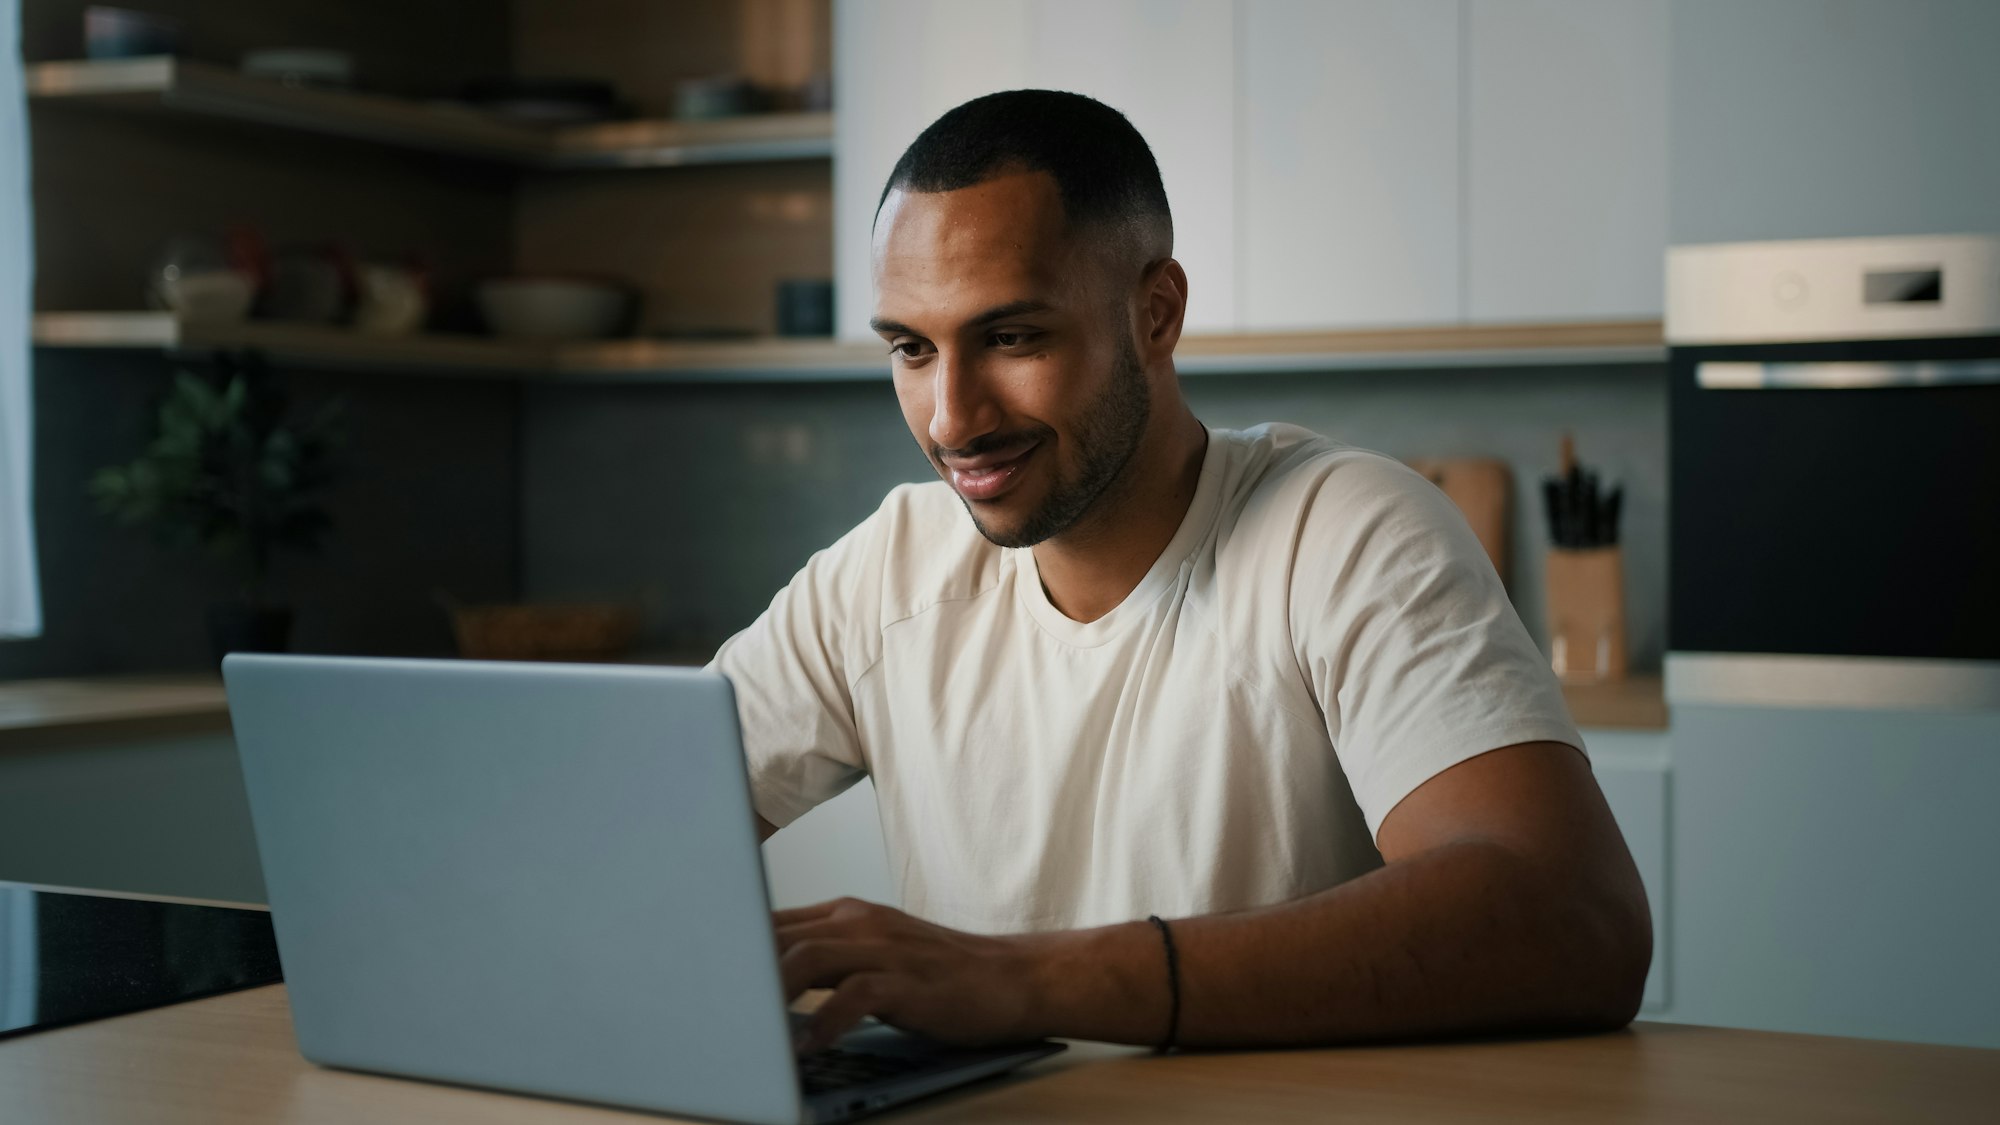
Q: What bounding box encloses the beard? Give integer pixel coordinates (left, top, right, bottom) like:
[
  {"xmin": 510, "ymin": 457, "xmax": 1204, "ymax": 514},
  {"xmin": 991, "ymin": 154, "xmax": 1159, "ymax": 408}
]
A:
[{"xmin": 951, "ymin": 333, "xmax": 1151, "ymax": 550}]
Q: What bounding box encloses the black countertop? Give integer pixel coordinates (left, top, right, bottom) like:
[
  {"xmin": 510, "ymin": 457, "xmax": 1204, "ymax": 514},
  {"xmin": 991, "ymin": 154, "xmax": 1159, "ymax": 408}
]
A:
[{"xmin": 0, "ymin": 882, "xmax": 281, "ymax": 1038}]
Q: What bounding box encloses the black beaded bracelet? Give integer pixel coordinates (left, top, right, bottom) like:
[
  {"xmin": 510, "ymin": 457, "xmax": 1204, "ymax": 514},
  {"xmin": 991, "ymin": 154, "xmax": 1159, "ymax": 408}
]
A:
[{"xmin": 1146, "ymin": 914, "xmax": 1181, "ymax": 1054}]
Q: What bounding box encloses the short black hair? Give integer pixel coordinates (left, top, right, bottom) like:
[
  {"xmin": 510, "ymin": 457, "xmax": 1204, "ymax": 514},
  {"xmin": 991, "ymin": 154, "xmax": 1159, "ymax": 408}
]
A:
[{"xmin": 876, "ymin": 89, "xmax": 1173, "ymax": 253}]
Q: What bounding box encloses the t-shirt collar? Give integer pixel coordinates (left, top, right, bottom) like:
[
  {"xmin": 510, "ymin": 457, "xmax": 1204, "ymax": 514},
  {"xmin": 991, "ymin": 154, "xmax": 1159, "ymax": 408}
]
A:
[{"xmin": 1012, "ymin": 427, "xmax": 1229, "ymax": 648}]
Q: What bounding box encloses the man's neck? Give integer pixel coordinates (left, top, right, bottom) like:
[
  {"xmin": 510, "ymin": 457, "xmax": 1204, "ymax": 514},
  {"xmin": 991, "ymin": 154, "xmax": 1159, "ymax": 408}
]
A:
[{"xmin": 1032, "ymin": 409, "xmax": 1209, "ymax": 624}]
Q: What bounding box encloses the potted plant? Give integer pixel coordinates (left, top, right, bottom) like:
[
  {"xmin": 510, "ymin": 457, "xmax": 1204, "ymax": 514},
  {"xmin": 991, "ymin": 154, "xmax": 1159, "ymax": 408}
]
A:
[{"xmin": 91, "ymin": 354, "xmax": 342, "ymax": 664}]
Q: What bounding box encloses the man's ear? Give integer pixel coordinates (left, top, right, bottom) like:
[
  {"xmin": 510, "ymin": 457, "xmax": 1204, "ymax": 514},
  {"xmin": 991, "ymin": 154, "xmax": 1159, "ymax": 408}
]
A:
[{"xmin": 1142, "ymin": 257, "xmax": 1190, "ymax": 360}]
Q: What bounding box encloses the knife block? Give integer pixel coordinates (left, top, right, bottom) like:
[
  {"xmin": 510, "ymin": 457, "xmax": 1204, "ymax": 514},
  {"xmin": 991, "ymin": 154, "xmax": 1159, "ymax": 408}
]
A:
[{"xmin": 1545, "ymin": 546, "xmax": 1627, "ymax": 683}]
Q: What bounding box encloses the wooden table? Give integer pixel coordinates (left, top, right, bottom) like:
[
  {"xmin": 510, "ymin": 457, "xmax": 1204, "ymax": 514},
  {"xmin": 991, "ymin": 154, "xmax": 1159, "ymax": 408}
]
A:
[{"xmin": 3, "ymin": 984, "xmax": 1994, "ymax": 1124}]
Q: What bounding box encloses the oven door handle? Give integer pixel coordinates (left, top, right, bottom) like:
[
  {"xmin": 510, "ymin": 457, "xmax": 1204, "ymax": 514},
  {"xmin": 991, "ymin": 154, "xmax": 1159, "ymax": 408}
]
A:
[{"xmin": 1697, "ymin": 358, "xmax": 2000, "ymax": 389}]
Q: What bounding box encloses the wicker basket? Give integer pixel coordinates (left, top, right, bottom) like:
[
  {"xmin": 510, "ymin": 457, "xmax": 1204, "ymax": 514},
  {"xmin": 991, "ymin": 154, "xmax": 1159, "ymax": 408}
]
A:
[{"xmin": 446, "ymin": 601, "xmax": 641, "ymax": 662}]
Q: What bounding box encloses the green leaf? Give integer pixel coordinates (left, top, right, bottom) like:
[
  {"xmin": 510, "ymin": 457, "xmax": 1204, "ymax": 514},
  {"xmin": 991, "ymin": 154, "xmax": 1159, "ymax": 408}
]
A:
[{"xmin": 89, "ymin": 362, "xmax": 347, "ymax": 577}]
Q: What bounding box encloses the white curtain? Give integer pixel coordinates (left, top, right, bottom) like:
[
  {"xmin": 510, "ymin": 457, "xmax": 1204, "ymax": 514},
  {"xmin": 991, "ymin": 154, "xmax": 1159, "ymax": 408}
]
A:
[{"xmin": 0, "ymin": 0, "xmax": 39, "ymax": 639}]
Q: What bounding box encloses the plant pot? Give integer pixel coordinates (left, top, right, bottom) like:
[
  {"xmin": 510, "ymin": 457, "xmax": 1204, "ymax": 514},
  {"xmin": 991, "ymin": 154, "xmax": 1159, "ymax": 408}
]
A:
[{"xmin": 206, "ymin": 603, "xmax": 294, "ymax": 666}]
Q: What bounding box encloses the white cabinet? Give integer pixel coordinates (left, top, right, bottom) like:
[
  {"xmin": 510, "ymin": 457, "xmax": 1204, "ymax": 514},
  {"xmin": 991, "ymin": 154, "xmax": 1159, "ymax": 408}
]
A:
[
  {"xmin": 1239, "ymin": 0, "xmax": 1463, "ymax": 330},
  {"xmin": 762, "ymin": 779, "xmax": 897, "ymax": 910},
  {"xmin": 836, "ymin": 1, "xmax": 1671, "ymax": 337},
  {"xmin": 1466, "ymin": 0, "xmax": 1669, "ymax": 322},
  {"xmin": 0, "ymin": 732, "xmax": 266, "ymax": 903},
  {"xmin": 833, "ymin": 0, "xmax": 1033, "ymax": 341},
  {"xmin": 1587, "ymin": 729, "xmax": 1671, "ymax": 1013},
  {"xmin": 833, "ymin": 0, "xmax": 1236, "ymax": 339},
  {"xmin": 1669, "ymin": 701, "xmax": 2000, "ymax": 1049},
  {"xmin": 1024, "ymin": 0, "xmax": 1239, "ymax": 333}
]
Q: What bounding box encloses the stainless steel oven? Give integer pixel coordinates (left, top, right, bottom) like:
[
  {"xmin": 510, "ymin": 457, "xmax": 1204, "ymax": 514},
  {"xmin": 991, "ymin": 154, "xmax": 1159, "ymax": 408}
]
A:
[
  {"xmin": 1661, "ymin": 234, "xmax": 2000, "ymax": 1050},
  {"xmin": 1668, "ymin": 233, "xmax": 2000, "ymax": 673}
]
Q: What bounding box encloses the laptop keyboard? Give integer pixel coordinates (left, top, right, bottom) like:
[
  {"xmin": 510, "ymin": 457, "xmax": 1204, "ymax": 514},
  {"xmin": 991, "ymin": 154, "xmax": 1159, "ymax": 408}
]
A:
[{"xmin": 799, "ymin": 1047, "xmax": 936, "ymax": 1094}]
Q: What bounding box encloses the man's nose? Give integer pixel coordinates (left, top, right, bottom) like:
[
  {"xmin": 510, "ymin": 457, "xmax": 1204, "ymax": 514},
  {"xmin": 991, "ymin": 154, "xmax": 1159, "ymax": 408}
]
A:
[{"xmin": 927, "ymin": 348, "xmax": 1002, "ymax": 451}]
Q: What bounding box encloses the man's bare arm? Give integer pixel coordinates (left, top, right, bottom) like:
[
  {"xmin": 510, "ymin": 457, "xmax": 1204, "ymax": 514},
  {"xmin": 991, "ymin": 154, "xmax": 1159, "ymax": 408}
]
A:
[{"xmin": 778, "ymin": 741, "xmax": 1651, "ymax": 1052}]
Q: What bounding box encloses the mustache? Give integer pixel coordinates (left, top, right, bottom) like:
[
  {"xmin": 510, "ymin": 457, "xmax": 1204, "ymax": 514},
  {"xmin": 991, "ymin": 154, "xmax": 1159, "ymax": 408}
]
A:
[{"xmin": 931, "ymin": 426, "xmax": 1051, "ymax": 462}]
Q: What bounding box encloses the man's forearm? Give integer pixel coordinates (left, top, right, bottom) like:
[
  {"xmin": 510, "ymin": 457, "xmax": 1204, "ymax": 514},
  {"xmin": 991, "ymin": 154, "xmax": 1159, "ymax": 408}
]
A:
[{"xmin": 1019, "ymin": 840, "xmax": 1649, "ymax": 1048}]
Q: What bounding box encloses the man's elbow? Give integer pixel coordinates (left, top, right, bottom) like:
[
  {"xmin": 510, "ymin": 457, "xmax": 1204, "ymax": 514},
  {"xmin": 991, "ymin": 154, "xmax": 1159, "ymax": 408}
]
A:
[{"xmin": 1574, "ymin": 878, "xmax": 1653, "ymax": 1030}]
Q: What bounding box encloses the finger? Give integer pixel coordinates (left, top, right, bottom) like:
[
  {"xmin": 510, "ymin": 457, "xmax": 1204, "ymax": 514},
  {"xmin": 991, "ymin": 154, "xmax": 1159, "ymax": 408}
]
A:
[
  {"xmin": 797, "ymin": 971, "xmax": 904, "ymax": 1056},
  {"xmin": 776, "ymin": 899, "xmax": 897, "ymax": 951},
  {"xmin": 779, "ymin": 938, "xmax": 883, "ymax": 999},
  {"xmin": 773, "ymin": 914, "xmax": 859, "ymax": 953},
  {"xmin": 772, "ymin": 900, "xmax": 844, "ymax": 928}
]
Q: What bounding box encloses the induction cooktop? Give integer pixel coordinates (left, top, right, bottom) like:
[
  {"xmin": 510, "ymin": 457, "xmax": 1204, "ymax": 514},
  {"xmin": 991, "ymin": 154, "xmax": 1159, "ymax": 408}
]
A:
[{"xmin": 0, "ymin": 881, "xmax": 283, "ymax": 1038}]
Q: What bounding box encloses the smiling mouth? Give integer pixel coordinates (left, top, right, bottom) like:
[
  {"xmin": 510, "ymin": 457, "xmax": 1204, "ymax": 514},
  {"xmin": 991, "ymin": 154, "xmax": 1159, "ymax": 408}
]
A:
[{"xmin": 941, "ymin": 440, "xmax": 1040, "ymax": 502}]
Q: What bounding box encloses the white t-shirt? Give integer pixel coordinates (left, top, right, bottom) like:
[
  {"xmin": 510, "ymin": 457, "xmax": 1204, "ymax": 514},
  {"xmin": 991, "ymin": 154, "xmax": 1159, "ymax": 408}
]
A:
[{"xmin": 713, "ymin": 424, "xmax": 1582, "ymax": 934}]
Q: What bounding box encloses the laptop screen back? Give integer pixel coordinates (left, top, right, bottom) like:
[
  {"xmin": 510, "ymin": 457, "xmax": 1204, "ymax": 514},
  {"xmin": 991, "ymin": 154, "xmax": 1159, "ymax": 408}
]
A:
[{"xmin": 224, "ymin": 655, "xmax": 802, "ymax": 1125}]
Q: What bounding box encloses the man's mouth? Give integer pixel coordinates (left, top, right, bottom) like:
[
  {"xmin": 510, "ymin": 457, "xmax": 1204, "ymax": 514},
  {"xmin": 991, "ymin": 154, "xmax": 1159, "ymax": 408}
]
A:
[{"xmin": 941, "ymin": 439, "xmax": 1040, "ymax": 502}]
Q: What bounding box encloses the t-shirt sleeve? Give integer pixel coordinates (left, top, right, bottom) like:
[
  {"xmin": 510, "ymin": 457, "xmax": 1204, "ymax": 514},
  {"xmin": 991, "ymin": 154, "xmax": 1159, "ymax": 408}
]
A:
[
  {"xmin": 709, "ymin": 504, "xmax": 888, "ymax": 829},
  {"xmin": 1288, "ymin": 454, "xmax": 1584, "ymax": 839}
]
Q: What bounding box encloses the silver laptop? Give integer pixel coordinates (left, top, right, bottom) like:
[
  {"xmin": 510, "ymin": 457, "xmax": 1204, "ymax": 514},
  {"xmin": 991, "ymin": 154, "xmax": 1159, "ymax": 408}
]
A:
[{"xmin": 223, "ymin": 653, "xmax": 1062, "ymax": 1124}]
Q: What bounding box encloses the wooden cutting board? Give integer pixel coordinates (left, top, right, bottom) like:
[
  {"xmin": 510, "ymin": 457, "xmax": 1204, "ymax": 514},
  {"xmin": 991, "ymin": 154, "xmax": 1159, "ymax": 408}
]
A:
[{"xmin": 1405, "ymin": 457, "xmax": 1512, "ymax": 586}]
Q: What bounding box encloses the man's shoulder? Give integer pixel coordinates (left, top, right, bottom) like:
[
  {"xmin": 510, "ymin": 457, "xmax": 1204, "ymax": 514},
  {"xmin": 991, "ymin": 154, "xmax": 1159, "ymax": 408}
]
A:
[
  {"xmin": 1211, "ymin": 424, "xmax": 1486, "ymax": 610},
  {"xmin": 873, "ymin": 477, "xmax": 970, "ymax": 526},
  {"xmin": 864, "ymin": 479, "xmax": 983, "ymax": 555},
  {"xmin": 1218, "ymin": 423, "xmax": 1439, "ymax": 528},
  {"xmin": 841, "ymin": 479, "xmax": 1004, "ymax": 617}
]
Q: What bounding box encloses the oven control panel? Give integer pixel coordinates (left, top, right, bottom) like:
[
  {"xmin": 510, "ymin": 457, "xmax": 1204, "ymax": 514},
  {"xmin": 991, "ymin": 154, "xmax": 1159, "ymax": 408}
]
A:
[{"xmin": 1667, "ymin": 233, "xmax": 2000, "ymax": 344}]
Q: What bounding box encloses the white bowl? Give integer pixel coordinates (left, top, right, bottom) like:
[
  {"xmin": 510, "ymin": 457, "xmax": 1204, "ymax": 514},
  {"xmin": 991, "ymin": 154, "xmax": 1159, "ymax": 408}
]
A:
[
  {"xmin": 156, "ymin": 268, "xmax": 255, "ymax": 323},
  {"xmin": 476, "ymin": 278, "xmax": 633, "ymax": 341}
]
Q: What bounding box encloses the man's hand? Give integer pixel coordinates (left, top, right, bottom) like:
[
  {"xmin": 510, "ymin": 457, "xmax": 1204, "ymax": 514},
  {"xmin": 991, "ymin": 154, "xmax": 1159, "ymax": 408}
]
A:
[{"xmin": 774, "ymin": 898, "xmax": 1049, "ymax": 1054}]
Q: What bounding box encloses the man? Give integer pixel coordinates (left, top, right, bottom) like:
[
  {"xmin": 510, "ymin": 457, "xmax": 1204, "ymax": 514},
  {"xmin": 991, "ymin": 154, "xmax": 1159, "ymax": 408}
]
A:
[{"xmin": 714, "ymin": 90, "xmax": 1650, "ymax": 1055}]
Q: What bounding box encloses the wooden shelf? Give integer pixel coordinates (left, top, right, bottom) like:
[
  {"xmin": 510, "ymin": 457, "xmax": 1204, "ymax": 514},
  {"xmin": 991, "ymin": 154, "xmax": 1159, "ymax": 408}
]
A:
[
  {"xmin": 1562, "ymin": 675, "xmax": 1668, "ymax": 731},
  {"xmin": 0, "ymin": 674, "xmax": 229, "ymax": 752},
  {"xmin": 35, "ymin": 312, "xmax": 559, "ymax": 375},
  {"xmin": 34, "ymin": 312, "xmax": 1663, "ymax": 382},
  {"xmin": 1176, "ymin": 320, "xmax": 1664, "ymax": 374},
  {"xmin": 25, "ymin": 57, "xmax": 834, "ymax": 169},
  {"xmin": 30, "ymin": 313, "xmax": 883, "ymax": 379}
]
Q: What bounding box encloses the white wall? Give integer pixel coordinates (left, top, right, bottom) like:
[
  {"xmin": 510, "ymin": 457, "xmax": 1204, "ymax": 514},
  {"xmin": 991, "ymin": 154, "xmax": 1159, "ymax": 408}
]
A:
[{"xmin": 1670, "ymin": 0, "xmax": 2000, "ymax": 244}]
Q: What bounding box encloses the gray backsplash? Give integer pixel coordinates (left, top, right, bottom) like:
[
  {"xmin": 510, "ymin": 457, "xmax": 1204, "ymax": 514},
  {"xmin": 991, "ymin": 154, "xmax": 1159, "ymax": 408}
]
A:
[
  {"xmin": 5, "ymin": 353, "xmax": 1664, "ymax": 679},
  {"xmin": 522, "ymin": 362, "xmax": 1667, "ymax": 670},
  {"xmin": 0, "ymin": 348, "xmax": 521, "ymax": 679}
]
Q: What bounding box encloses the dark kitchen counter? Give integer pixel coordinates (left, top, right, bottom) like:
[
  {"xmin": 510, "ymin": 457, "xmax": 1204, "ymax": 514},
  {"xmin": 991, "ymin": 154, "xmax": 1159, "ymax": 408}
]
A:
[{"xmin": 0, "ymin": 882, "xmax": 280, "ymax": 1040}]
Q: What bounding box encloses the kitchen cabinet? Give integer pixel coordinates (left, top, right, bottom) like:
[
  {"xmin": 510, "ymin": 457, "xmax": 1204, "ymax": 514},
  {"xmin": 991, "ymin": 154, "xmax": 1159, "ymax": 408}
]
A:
[
  {"xmin": 1465, "ymin": 0, "xmax": 1668, "ymax": 322},
  {"xmin": 0, "ymin": 731, "xmax": 265, "ymax": 904},
  {"xmin": 1587, "ymin": 728, "xmax": 1670, "ymax": 1013},
  {"xmin": 837, "ymin": 0, "xmax": 1671, "ymax": 336},
  {"xmin": 1668, "ymin": 698, "xmax": 2000, "ymax": 1049},
  {"xmin": 1238, "ymin": 0, "xmax": 1462, "ymax": 331},
  {"xmin": 833, "ymin": 0, "xmax": 1028, "ymax": 341},
  {"xmin": 762, "ymin": 779, "xmax": 897, "ymax": 910},
  {"xmin": 833, "ymin": 0, "xmax": 1236, "ymax": 339},
  {"xmin": 1239, "ymin": 0, "xmax": 1667, "ymax": 328},
  {"xmin": 1024, "ymin": 0, "xmax": 1239, "ymax": 333}
]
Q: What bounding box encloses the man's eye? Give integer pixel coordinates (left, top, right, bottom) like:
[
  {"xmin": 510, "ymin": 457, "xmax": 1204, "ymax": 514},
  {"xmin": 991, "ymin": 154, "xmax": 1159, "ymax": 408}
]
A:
[
  {"xmin": 991, "ymin": 331, "xmax": 1031, "ymax": 348},
  {"xmin": 888, "ymin": 341, "xmax": 927, "ymax": 358}
]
